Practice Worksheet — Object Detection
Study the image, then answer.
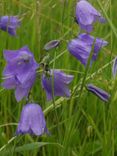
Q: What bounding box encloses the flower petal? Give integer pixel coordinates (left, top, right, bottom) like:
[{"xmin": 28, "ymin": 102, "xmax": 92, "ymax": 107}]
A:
[
  {"xmin": 15, "ymin": 87, "xmax": 29, "ymax": 102},
  {"xmin": 2, "ymin": 76, "xmax": 18, "ymax": 89}
]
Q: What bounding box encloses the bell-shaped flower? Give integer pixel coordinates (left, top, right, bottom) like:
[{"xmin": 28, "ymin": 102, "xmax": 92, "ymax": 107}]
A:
[
  {"xmin": 2, "ymin": 46, "xmax": 39, "ymax": 101},
  {"xmin": 112, "ymin": 57, "xmax": 117, "ymax": 78},
  {"xmin": 75, "ymin": 0, "xmax": 105, "ymax": 32},
  {"xmin": 0, "ymin": 16, "xmax": 20, "ymax": 36},
  {"xmin": 86, "ymin": 84, "xmax": 110, "ymax": 102},
  {"xmin": 68, "ymin": 33, "xmax": 108, "ymax": 66},
  {"xmin": 41, "ymin": 70, "xmax": 74, "ymax": 101},
  {"xmin": 16, "ymin": 103, "xmax": 49, "ymax": 136}
]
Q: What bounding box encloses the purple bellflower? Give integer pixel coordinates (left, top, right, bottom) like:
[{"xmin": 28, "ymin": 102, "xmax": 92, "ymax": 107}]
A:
[
  {"xmin": 75, "ymin": 0, "xmax": 105, "ymax": 32},
  {"xmin": 86, "ymin": 84, "xmax": 110, "ymax": 102},
  {"xmin": 68, "ymin": 33, "xmax": 108, "ymax": 66},
  {"xmin": 112, "ymin": 57, "xmax": 117, "ymax": 78},
  {"xmin": 44, "ymin": 40, "xmax": 60, "ymax": 51},
  {"xmin": 16, "ymin": 103, "xmax": 49, "ymax": 136},
  {"xmin": 2, "ymin": 46, "xmax": 39, "ymax": 102},
  {"xmin": 0, "ymin": 16, "xmax": 20, "ymax": 36},
  {"xmin": 42, "ymin": 70, "xmax": 74, "ymax": 101}
]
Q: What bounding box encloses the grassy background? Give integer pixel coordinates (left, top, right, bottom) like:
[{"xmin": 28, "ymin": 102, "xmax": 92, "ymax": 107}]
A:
[{"xmin": 0, "ymin": 0, "xmax": 117, "ymax": 155}]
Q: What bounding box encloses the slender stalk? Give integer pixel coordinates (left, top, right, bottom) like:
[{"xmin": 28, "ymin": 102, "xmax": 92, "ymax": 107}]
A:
[
  {"xmin": 52, "ymin": 49, "xmax": 60, "ymax": 136},
  {"xmin": 0, "ymin": 136, "xmax": 17, "ymax": 152}
]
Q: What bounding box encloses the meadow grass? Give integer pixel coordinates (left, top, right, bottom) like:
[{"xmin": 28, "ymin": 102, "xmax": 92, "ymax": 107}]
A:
[{"xmin": 0, "ymin": 0, "xmax": 117, "ymax": 155}]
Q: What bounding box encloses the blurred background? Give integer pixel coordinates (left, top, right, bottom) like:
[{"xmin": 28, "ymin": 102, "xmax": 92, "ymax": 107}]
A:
[{"xmin": 0, "ymin": 0, "xmax": 117, "ymax": 155}]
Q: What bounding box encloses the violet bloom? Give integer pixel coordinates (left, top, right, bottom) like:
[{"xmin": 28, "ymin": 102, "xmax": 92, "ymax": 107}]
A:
[
  {"xmin": 112, "ymin": 57, "xmax": 117, "ymax": 78},
  {"xmin": 68, "ymin": 33, "xmax": 108, "ymax": 66},
  {"xmin": 44, "ymin": 40, "xmax": 60, "ymax": 51},
  {"xmin": 86, "ymin": 84, "xmax": 110, "ymax": 102},
  {"xmin": 0, "ymin": 16, "xmax": 20, "ymax": 36},
  {"xmin": 2, "ymin": 46, "xmax": 39, "ymax": 102},
  {"xmin": 42, "ymin": 70, "xmax": 74, "ymax": 101},
  {"xmin": 76, "ymin": 0, "xmax": 105, "ymax": 32},
  {"xmin": 16, "ymin": 103, "xmax": 49, "ymax": 136}
]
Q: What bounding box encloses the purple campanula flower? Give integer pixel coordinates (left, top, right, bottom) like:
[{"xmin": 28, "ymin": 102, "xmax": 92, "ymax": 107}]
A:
[
  {"xmin": 42, "ymin": 70, "xmax": 74, "ymax": 101},
  {"xmin": 2, "ymin": 46, "xmax": 39, "ymax": 101},
  {"xmin": 44, "ymin": 40, "xmax": 60, "ymax": 51},
  {"xmin": 16, "ymin": 103, "xmax": 49, "ymax": 136},
  {"xmin": 112, "ymin": 57, "xmax": 117, "ymax": 78},
  {"xmin": 68, "ymin": 33, "xmax": 108, "ymax": 66},
  {"xmin": 0, "ymin": 16, "xmax": 20, "ymax": 36},
  {"xmin": 75, "ymin": 0, "xmax": 105, "ymax": 32},
  {"xmin": 86, "ymin": 84, "xmax": 110, "ymax": 102}
]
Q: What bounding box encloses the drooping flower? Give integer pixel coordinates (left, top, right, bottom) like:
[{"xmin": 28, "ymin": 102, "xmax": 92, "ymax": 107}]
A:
[
  {"xmin": 75, "ymin": 0, "xmax": 105, "ymax": 32},
  {"xmin": 0, "ymin": 16, "xmax": 20, "ymax": 36},
  {"xmin": 112, "ymin": 57, "xmax": 117, "ymax": 78},
  {"xmin": 16, "ymin": 103, "xmax": 49, "ymax": 136},
  {"xmin": 41, "ymin": 70, "xmax": 74, "ymax": 101},
  {"xmin": 2, "ymin": 46, "xmax": 39, "ymax": 101},
  {"xmin": 86, "ymin": 84, "xmax": 110, "ymax": 102},
  {"xmin": 44, "ymin": 40, "xmax": 60, "ymax": 51},
  {"xmin": 68, "ymin": 33, "xmax": 108, "ymax": 66}
]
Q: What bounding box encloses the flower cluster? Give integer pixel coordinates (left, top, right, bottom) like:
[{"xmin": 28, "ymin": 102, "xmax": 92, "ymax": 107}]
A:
[
  {"xmin": 1, "ymin": 0, "xmax": 112, "ymax": 137},
  {"xmin": 68, "ymin": 0, "xmax": 108, "ymax": 66},
  {"xmin": 2, "ymin": 44, "xmax": 73, "ymax": 135},
  {"xmin": 1, "ymin": 16, "xmax": 74, "ymax": 135},
  {"xmin": 67, "ymin": 0, "xmax": 110, "ymax": 102}
]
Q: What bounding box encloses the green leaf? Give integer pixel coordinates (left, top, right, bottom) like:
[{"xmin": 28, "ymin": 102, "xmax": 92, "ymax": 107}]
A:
[{"xmin": 0, "ymin": 142, "xmax": 63, "ymax": 155}]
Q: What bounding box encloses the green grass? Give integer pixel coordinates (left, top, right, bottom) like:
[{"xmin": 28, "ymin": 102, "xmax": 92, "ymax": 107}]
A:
[{"xmin": 0, "ymin": 0, "xmax": 117, "ymax": 155}]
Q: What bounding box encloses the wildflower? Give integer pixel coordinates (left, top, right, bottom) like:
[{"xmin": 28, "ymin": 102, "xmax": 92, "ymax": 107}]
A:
[
  {"xmin": 44, "ymin": 40, "xmax": 60, "ymax": 51},
  {"xmin": 112, "ymin": 57, "xmax": 117, "ymax": 78},
  {"xmin": 86, "ymin": 84, "xmax": 110, "ymax": 102},
  {"xmin": 16, "ymin": 103, "xmax": 49, "ymax": 136},
  {"xmin": 2, "ymin": 46, "xmax": 39, "ymax": 101},
  {"xmin": 42, "ymin": 70, "xmax": 74, "ymax": 100},
  {"xmin": 0, "ymin": 16, "xmax": 20, "ymax": 36},
  {"xmin": 75, "ymin": 0, "xmax": 105, "ymax": 32},
  {"xmin": 68, "ymin": 33, "xmax": 108, "ymax": 66}
]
